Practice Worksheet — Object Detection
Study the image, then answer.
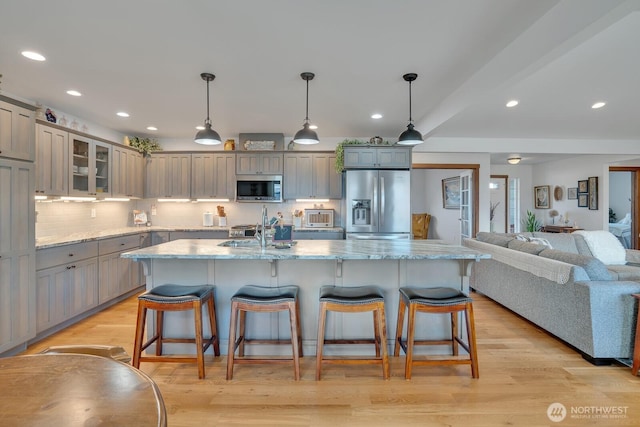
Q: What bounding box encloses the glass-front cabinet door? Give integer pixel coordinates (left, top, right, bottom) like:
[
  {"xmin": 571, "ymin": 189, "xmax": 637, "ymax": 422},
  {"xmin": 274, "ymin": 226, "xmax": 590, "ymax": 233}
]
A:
[{"xmin": 69, "ymin": 134, "xmax": 110, "ymax": 196}]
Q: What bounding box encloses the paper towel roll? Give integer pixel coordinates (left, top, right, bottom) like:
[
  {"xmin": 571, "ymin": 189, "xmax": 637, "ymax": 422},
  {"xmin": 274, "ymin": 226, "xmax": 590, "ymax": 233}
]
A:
[{"xmin": 203, "ymin": 212, "xmax": 214, "ymax": 227}]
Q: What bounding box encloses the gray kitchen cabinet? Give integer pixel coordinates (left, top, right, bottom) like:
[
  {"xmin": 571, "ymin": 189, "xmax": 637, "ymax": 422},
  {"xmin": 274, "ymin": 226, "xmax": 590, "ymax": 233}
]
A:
[
  {"xmin": 343, "ymin": 146, "xmax": 412, "ymax": 169},
  {"xmin": 0, "ymin": 97, "xmax": 36, "ymax": 162},
  {"xmin": 98, "ymin": 234, "xmax": 145, "ymax": 303},
  {"xmin": 0, "ymin": 158, "xmax": 36, "ymax": 353},
  {"xmin": 145, "ymin": 153, "xmax": 191, "ymax": 198},
  {"xmin": 35, "ymin": 241, "xmax": 99, "ymax": 334},
  {"xmin": 169, "ymin": 230, "xmax": 229, "ymax": 240},
  {"xmin": 283, "ymin": 152, "xmax": 342, "ymax": 200},
  {"xmin": 112, "ymin": 145, "xmax": 144, "ymax": 198},
  {"xmin": 151, "ymin": 231, "xmax": 170, "ymax": 245},
  {"xmin": 35, "ymin": 123, "xmax": 68, "ymax": 196},
  {"xmin": 191, "ymin": 152, "xmax": 236, "ymax": 199},
  {"xmin": 69, "ymin": 133, "xmax": 111, "ymax": 197},
  {"xmin": 293, "ymin": 231, "xmax": 343, "ymax": 240},
  {"xmin": 236, "ymin": 152, "xmax": 283, "ymax": 175}
]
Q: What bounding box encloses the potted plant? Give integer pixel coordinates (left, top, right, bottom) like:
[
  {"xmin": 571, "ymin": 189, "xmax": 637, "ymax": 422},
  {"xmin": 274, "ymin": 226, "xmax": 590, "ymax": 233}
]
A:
[
  {"xmin": 522, "ymin": 210, "xmax": 542, "ymax": 232},
  {"xmin": 334, "ymin": 139, "xmax": 365, "ymax": 173},
  {"xmin": 128, "ymin": 136, "xmax": 162, "ymax": 156}
]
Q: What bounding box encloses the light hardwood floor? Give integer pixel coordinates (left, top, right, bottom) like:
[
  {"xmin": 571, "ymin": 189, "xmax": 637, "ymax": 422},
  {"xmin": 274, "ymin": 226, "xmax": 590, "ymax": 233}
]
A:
[{"xmin": 22, "ymin": 291, "xmax": 639, "ymax": 426}]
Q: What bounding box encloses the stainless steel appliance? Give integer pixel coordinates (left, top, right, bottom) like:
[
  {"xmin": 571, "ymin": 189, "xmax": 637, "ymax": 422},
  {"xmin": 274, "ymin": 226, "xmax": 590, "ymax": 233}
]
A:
[
  {"xmin": 228, "ymin": 225, "xmax": 256, "ymax": 238},
  {"xmin": 345, "ymin": 170, "xmax": 410, "ymax": 239},
  {"xmin": 235, "ymin": 175, "xmax": 282, "ymax": 202}
]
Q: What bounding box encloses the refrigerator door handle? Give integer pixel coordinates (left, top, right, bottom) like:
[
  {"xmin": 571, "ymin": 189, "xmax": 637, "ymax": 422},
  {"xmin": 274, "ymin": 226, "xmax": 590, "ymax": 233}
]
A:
[
  {"xmin": 380, "ymin": 176, "xmax": 385, "ymax": 227},
  {"xmin": 373, "ymin": 176, "xmax": 378, "ymax": 227}
]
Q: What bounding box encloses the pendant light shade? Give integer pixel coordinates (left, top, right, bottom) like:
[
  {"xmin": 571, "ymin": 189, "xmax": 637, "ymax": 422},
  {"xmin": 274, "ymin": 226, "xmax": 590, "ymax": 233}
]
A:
[
  {"xmin": 293, "ymin": 72, "xmax": 319, "ymax": 145},
  {"xmin": 194, "ymin": 72, "xmax": 221, "ymax": 145},
  {"xmin": 397, "ymin": 73, "xmax": 423, "ymax": 145}
]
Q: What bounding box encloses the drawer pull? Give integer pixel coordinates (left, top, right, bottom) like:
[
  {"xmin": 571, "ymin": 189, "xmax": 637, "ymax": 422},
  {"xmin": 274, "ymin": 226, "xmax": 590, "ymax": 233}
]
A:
[
  {"xmin": 68, "ymin": 253, "xmax": 74, "ymax": 257},
  {"xmin": 66, "ymin": 265, "xmax": 76, "ymax": 270}
]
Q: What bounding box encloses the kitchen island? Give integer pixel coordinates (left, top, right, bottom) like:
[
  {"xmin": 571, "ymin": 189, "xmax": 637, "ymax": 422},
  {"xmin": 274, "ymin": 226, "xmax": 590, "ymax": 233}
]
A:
[{"xmin": 122, "ymin": 239, "xmax": 490, "ymax": 356}]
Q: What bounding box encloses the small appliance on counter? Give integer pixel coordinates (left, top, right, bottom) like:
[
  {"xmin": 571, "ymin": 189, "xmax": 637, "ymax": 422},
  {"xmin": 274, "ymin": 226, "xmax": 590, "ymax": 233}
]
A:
[
  {"xmin": 305, "ymin": 209, "xmax": 334, "ymax": 228},
  {"xmin": 203, "ymin": 212, "xmax": 214, "ymax": 227}
]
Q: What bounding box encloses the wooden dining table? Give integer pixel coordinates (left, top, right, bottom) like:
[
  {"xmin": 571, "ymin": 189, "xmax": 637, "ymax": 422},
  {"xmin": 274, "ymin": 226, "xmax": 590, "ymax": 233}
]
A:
[{"xmin": 0, "ymin": 353, "xmax": 167, "ymax": 426}]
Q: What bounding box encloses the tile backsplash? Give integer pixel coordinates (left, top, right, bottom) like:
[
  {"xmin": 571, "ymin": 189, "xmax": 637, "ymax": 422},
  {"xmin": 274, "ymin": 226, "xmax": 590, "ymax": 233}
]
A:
[{"xmin": 36, "ymin": 199, "xmax": 342, "ymax": 238}]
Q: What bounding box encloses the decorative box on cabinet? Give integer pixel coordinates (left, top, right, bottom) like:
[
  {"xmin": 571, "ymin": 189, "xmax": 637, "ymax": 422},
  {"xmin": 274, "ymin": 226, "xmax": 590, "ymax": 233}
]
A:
[
  {"xmin": 0, "ymin": 96, "xmax": 36, "ymax": 162},
  {"xmin": 35, "ymin": 242, "xmax": 99, "ymax": 334},
  {"xmin": 283, "ymin": 152, "xmax": 342, "ymax": 200},
  {"xmin": 236, "ymin": 152, "xmax": 283, "ymax": 175},
  {"xmin": 35, "ymin": 123, "xmax": 69, "ymax": 196},
  {"xmin": 343, "ymin": 145, "xmax": 412, "ymax": 169}
]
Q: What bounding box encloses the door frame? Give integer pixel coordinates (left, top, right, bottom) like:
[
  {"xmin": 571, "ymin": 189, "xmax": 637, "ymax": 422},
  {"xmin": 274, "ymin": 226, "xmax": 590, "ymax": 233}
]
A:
[
  {"xmin": 490, "ymin": 174, "xmax": 509, "ymax": 233},
  {"xmin": 609, "ymin": 166, "xmax": 639, "ymax": 249},
  {"xmin": 412, "ymin": 163, "xmax": 480, "ymax": 238}
]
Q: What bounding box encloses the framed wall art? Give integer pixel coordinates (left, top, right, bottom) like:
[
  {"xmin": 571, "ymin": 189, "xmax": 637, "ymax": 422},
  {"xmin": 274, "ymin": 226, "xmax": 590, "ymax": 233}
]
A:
[
  {"xmin": 442, "ymin": 176, "xmax": 461, "ymax": 209},
  {"xmin": 567, "ymin": 187, "xmax": 578, "ymax": 200},
  {"xmin": 588, "ymin": 176, "xmax": 598, "ymax": 210},
  {"xmin": 578, "ymin": 180, "xmax": 588, "ymax": 193},
  {"xmin": 534, "ymin": 185, "xmax": 550, "ymax": 209},
  {"xmin": 578, "ymin": 193, "xmax": 588, "ymax": 207}
]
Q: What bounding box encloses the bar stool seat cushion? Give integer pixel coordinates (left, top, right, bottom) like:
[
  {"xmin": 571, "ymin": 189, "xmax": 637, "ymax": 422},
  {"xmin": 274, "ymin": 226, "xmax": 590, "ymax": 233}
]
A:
[
  {"xmin": 399, "ymin": 287, "xmax": 471, "ymax": 306},
  {"xmin": 138, "ymin": 284, "xmax": 214, "ymax": 304},
  {"xmin": 231, "ymin": 285, "xmax": 299, "ymax": 304},
  {"xmin": 319, "ymin": 285, "xmax": 384, "ymax": 305}
]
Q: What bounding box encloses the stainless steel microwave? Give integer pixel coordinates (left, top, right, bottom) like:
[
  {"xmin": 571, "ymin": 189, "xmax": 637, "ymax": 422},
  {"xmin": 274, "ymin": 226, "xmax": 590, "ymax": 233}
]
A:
[{"xmin": 236, "ymin": 175, "xmax": 282, "ymax": 202}]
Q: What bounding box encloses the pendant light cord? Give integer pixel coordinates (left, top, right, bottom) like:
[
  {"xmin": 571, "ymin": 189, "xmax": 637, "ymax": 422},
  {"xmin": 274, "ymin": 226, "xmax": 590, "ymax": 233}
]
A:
[
  {"xmin": 205, "ymin": 79, "xmax": 211, "ymax": 125},
  {"xmin": 305, "ymin": 78, "xmax": 310, "ymax": 124},
  {"xmin": 408, "ymin": 80, "xmax": 413, "ymax": 124}
]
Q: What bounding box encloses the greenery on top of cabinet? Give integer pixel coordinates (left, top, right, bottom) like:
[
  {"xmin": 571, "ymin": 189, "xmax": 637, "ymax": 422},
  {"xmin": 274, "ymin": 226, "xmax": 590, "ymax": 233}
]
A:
[
  {"xmin": 334, "ymin": 139, "xmax": 366, "ymax": 173},
  {"xmin": 128, "ymin": 136, "xmax": 162, "ymax": 156}
]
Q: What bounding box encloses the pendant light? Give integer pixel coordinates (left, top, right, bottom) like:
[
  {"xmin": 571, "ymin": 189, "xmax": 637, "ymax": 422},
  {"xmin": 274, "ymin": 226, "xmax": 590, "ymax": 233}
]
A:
[
  {"xmin": 194, "ymin": 72, "xmax": 221, "ymax": 145},
  {"xmin": 397, "ymin": 73, "xmax": 423, "ymax": 145},
  {"xmin": 293, "ymin": 72, "xmax": 319, "ymax": 145}
]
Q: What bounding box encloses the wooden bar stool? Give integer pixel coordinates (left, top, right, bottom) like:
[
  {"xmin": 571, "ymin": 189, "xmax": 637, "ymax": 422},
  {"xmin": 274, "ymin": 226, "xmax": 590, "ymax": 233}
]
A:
[
  {"xmin": 394, "ymin": 286, "xmax": 478, "ymax": 379},
  {"xmin": 316, "ymin": 285, "xmax": 390, "ymax": 380},
  {"xmin": 132, "ymin": 284, "xmax": 220, "ymax": 379},
  {"xmin": 226, "ymin": 285, "xmax": 302, "ymax": 380}
]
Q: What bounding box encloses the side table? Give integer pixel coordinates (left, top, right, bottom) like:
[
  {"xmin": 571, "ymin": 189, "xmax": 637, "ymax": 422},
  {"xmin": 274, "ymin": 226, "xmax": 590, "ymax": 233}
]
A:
[{"xmin": 633, "ymin": 294, "xmax": 640, "ymax": 376}]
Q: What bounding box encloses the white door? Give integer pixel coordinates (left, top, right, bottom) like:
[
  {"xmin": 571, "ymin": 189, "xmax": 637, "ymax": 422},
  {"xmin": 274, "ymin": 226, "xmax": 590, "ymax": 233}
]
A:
[{"xmin": 459, "ymin": 170, "xmax": 473, "ymax": 243}]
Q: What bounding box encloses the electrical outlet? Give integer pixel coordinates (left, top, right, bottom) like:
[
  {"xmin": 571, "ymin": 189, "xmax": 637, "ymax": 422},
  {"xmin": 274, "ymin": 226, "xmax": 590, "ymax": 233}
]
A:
[
  {"xmin": 91, "ymin": 208, "xmax": 96, "ymax": 218},
  {"xmin": 151, "ymin": 204, "xmax": 157, "ymax": 215}
]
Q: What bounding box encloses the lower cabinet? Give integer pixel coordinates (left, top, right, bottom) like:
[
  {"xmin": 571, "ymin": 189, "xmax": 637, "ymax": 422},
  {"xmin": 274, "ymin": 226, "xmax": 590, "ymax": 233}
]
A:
[
  {"xmin": 293, "ymin": 231, "xmax": 344, "ymax": 240},
  {"xmin": 169, "ymin": 230, "xmax": 228, "ymax": 240},
  {"xmin": 98, "ymin": 234, "xmax": 147, "ymax": 304}
]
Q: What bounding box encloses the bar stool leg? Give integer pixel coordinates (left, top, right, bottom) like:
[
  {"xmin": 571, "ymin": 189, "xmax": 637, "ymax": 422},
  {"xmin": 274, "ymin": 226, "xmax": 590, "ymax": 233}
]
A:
[
  {"xmin": 155, "ymin": 310, "xmax": 164, "ymax": 356},
  {"xmin": 238, "ymin": 309, "xmax": 247, "ymax": 357},
  {"xmin": 288, "ymin": 301, "xmax": 301, "ymax": 380},
  {"xmin": 405, "ymin": 303, "xmax": 417, "ymax": 380},
  {"xmin": 465, "ymin": 302, "xmax": 479, "ymax": 378},
  {"xmin": 207, "ymin": 295, "xmax": 220, "ymax": 356},
  {"xmin": 295, "ymin": 299, "xmax": 303, "ymax": 357},
  {"xmin": 132, "ymin": 302, "xmax": 147, "ymax": 369},
  {"xmin": 376, "ymin": 302, "xmax": 390, "ymax": 380},
  {"xmin": 315, "ymin": 302, "xmax": 328, "ymax": 380},
  {"xmin": 373, "ymin": 309, "xmax": 381, "ymax": 357},
  {"xmin": 394, "ymin": 296, "xmax": 407, "ymax": 357},
  {"xmin": 193, "ymin": 300, "xmax": 205, "ymax": 379},
  {"xmin": 227, "ymin": 301, "xmax": 239, "ymax": 380},
  {"xmin": 451, "ymin": 312, "xmax": 459, "ymax": 356}
]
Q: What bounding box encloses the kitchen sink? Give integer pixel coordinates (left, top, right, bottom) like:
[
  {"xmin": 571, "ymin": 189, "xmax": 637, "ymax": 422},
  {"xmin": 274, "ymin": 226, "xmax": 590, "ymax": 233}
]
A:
[{"xmin": 217, "ymin": 239, "xmax": 260, "ymax": 247}]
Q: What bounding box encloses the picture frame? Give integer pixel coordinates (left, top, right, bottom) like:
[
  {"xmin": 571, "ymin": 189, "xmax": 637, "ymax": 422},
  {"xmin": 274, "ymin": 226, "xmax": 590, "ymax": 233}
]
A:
[
  {"xmin": 534, "ymin": 185, "xmax": 550, "ymax": 209},
  {"xmin": 567, "ymin": 187, "xmax": 578, "ymax": 200},
  {"xmin": 578, "ymin": 180, "xmax": 588, "ymax": 193},
  {"xmin": 578, "ymin": 193, "xmax": 588, "ymax": 207},
  {"xmin": 442, "ymin": 176, "xmax": 461, "ymax": 209},
  {"xmin": 588, "ymin": 176, "xmax": 598, "ymax": 210}
]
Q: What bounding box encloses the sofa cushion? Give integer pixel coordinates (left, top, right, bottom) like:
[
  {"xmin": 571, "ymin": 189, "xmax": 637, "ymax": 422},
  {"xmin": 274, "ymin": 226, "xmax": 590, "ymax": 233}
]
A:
[
  {"xmin": 476, "ymin": 232, "xmax": 514, "ymax": 247},
  {"xmin": 573, "ymin": 230, "xmax": 626, "ymax": 265},
  {"xmin": 507, "ymin": 239, "xmax": 548, "ymax": 255},
  {"xmin": 572, "ymin": 234, "xmax": 593, "ymax": 256},
  {"xmin": 606, "ymin": 264, "xmax": 640, "ymax": 281},
  {"xmin": 539, "ymin": 249, "xmax": 613, "ymax": 281},
  {"xmin": 532, "ymin": 232, "xmax": 579, "ymax": 253}
]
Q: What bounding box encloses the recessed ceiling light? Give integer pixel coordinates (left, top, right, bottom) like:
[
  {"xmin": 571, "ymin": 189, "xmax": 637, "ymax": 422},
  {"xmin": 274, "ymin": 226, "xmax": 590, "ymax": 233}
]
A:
[
  {"xmin": 195, "ymin": 125, "xmax": 205, "ymax": 130},
  {"xmin": 506, "ymin": 100, "xmax": 519, "ymax": 108},
  {"xmin": 591, "ymin": 102, "xmax": 606, "ymax": 109},
  {"xmin": 309, "ymin": 124, "xmax": 318, "ymax": 130},
  {"xmin": 66, "ymin": 90, "xmax": 82, "ymax": 97},
  {"xmin": 146, "ymin": 126, "xmax": 158, "ymax": 131},
  {"xmin": 116, "ymin": 112, "xmax": 130, "ymax": 118},
  {"xmin": 21, "ymin": 51, "xmax": 46, "ymax": 61},
  {"xmin": 371, "ymin": 113, "xmax": 383, "ymax": 119}
]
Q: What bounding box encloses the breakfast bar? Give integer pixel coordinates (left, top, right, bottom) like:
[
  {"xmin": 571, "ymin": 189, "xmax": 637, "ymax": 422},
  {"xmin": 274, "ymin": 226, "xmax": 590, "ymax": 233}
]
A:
[{"xmin": 122, "ymin": 239, "xmax": 490, "ymax": 355}]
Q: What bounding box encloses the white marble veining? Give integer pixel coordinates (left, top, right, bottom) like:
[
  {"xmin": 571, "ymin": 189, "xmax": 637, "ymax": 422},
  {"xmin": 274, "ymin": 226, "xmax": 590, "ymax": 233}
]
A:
[{"xmin": 121, "ymin": 239, "xmax": 491, "ymax": 261}]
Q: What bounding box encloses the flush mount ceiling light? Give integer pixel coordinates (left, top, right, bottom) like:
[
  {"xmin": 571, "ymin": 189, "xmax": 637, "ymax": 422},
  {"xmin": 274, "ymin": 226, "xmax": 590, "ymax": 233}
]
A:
[
  {"xmin": 66, "ymin": 90, "xmax": 82, "ymax": 97},
  {"xmin": 194, "ymin": 72, "xmax": 222, "ymax": 145},
  {"xmin": 397, "ymin": 73, "xmax": 423, "ymax": 145},
  {"xmin": 507, "ymin": 157, "xmax": 522, "ymax": 165},
  {"xmin": 293, "ymin": 72, "xmax": 319, "ymax": 145}
]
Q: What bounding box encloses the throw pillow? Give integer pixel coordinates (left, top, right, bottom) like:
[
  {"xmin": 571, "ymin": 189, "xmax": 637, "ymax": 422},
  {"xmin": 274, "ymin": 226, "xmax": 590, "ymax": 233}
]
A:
[
  {"xmin": 573, "ymin": 230, "xmax": 626, "ymax": 265},
  {"xmin": 528, "ymin": 237, "xmax": 554, "ymax": 249}
]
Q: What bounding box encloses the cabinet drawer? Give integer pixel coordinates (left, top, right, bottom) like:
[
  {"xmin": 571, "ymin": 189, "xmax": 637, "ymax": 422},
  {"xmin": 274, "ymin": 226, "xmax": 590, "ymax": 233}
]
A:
[
  {"xmin": 36, "ymin": 241, "xmax": 99, "ymax": 270},
  {"xmin": 98, "ymin": 234, "xmax": 142, "ymax": 255}
]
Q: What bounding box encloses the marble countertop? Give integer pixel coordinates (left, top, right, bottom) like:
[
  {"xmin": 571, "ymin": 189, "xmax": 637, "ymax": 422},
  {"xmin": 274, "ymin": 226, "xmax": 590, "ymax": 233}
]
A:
[
  {"xmin": 121, "ymin": 239, "xmax": 491, "ymax": 261},
  {"xmin": 35, "ymin": 226, "xmax": 344, "ymax": 249}
]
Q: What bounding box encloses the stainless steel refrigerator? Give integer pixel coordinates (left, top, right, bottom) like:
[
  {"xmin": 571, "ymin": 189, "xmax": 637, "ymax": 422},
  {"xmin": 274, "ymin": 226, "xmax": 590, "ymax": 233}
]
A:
[{"xmin": 345, "ymin": 169, "xmax": 411, "ymax": 239}]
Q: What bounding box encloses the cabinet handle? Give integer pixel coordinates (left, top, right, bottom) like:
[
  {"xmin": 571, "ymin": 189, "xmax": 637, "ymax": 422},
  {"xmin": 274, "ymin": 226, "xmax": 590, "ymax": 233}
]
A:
[
  {"xmin": 68, "ymin": 253, "xmax": 74, "ymax": 257},
  {"xmin": 66, "ymin": 265, "xmax": 76, "ymax": 269},
  {"xmin": 121, "ymin": 243, "xmax": 125, "ymax": 246}
]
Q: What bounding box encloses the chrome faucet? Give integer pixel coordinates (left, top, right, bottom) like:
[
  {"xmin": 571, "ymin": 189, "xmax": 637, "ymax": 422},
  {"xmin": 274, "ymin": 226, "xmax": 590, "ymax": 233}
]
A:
[{"xmin": 255, "ymin": 205, "xmax": 268, "ymax": 248}]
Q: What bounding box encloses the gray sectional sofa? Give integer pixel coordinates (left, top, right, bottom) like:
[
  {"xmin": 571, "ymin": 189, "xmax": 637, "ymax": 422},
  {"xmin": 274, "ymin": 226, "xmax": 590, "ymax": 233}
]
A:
[{"xmin": 463, "ymin": 231, "xmax": 640, "ymax": 362}]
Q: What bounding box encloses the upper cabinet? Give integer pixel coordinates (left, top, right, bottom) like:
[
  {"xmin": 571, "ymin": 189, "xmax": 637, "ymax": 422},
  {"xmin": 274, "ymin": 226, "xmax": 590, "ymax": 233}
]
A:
[
  {"xmin": 112, "ymin": 145, "xmax": 144, "ymax": 198},
  {"xmin": 236, "ymin": 152, "xmax": 283, "ymax": 175},
  {"xmin": 68, "ymin": 133, "xmax": 111, "ymax": 197},
  {"xmin": 284, "ymin": 152, "xmax": 342, "ymax": 200},
  {"xmin": 0, "ymin": 97, "xmax": 36, "ymax": 162},
  {"xmin": 343, "ymin": 146, "xmax": 412, "ymax": 169},
  {"xmin": 35, "ymin": 124, "xmax": 68, "ymax": 196},
  {"xmin": 191, "ymin": 153, "xmax": 236, "ymax": 199},
  {"xmin": 145, "ymin": 153, "xmax": 191, "ymax": 198}
]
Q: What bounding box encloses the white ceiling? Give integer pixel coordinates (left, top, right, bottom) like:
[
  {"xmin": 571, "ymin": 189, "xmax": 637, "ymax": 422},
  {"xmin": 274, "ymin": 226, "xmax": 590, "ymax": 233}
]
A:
[{"xmin": 1, "ymin": 1, "xmax": 639, "ymax": 164}]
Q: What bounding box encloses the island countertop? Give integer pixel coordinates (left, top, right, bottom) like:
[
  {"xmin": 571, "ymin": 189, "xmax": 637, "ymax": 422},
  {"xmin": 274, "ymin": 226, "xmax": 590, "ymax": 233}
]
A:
[{"xmin": 121, "ymin": 239, "xmax": 490, "ymax": 261}]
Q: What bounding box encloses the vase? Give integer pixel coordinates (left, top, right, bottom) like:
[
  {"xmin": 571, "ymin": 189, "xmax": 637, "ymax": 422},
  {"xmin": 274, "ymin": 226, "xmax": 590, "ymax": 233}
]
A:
[{"xmin": 490, "ymin": 221, "xmax": 495, "ymax": 232}]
